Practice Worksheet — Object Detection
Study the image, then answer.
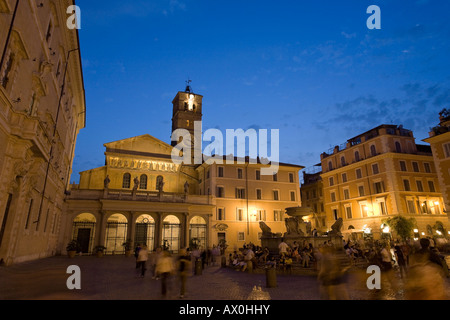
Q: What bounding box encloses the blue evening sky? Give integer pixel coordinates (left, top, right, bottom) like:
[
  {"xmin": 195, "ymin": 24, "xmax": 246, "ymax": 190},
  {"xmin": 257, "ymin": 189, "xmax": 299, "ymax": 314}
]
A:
[{"xmin": 71, "ymin": 0, "xmax": 450, "ymax": 183}]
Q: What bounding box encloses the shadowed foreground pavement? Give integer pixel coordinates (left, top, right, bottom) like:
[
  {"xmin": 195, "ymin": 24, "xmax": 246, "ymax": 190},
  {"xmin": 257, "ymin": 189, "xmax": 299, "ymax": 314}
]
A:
[{"xmin": 1, "ymin": 255, "xmax": 449, "ymax": 301}]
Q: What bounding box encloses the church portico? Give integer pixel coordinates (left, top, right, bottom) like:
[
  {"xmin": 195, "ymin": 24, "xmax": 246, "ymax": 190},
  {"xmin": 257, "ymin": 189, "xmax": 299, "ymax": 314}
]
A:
[{"xmin": 65, "ymin": 196, "xmax": 214, "ymax": 255}]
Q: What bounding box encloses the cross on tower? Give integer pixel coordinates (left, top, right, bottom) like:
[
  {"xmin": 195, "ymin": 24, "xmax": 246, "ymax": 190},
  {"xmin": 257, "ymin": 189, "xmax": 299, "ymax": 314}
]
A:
[{"xmin": 185, "ymin": 78, "xmax": 192, "ymax": 93}]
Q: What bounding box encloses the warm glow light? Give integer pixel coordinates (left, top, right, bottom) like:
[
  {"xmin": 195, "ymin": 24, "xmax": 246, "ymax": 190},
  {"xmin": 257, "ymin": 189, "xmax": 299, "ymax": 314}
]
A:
[
  {"xmin": 382, "ymin": 226, "xmax": 390, "ymax": 233},
  {"xmin": 436, "ymin": 230, "xmax": 442, "ymax": 235},
  {"xmin": 413, "ymin": 229, "xmax": 418, "ymax": 233},
  {"xmin": 434, "ymin": 201, "xmax": 439, "ymax": 206},
  {"xmin": 421, "ymin": 232, "xmax": 425, "ymax": 235}
]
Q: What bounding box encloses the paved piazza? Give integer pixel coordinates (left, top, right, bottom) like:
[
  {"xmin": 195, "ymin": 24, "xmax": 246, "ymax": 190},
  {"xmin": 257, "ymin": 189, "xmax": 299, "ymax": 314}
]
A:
[{"xmin": 1, "ymin": 255, "xmax": 449, "ymax": 301}]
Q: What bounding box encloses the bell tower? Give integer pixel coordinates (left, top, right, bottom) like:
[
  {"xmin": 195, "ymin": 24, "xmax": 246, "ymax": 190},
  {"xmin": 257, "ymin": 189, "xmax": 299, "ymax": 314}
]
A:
[
  {"xmin": 171, "ymin": 81, "xmax": 203, "ymax": 164},
  {"xmin": 171, "ymin": 81, "xmax": 203, "ymax": 142}
]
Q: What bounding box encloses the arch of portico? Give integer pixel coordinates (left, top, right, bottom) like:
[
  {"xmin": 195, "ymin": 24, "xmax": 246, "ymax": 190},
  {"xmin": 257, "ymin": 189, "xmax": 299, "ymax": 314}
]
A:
[{"xmin": 67, "ymin": 209, "xmax": 212, "ymax": 255}]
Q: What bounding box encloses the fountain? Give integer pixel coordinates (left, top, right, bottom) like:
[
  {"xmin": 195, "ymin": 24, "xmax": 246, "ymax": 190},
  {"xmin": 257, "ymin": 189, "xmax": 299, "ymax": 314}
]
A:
[{"xmin": 260, "ymin": 206, "xmax": 344, "ymax": 255}]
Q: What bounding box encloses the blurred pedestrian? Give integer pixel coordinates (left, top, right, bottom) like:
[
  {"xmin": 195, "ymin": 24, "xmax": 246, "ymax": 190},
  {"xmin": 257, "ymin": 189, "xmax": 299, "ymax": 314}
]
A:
[
  {"xmin": 405, "ymin": 238, "xmax": 448, "ymax": 300},
  {"xmin": 136, "ymin": 244, "xmax": 148, "ymax": 278},
  {"xmin": 317, "ymin": 246, "xmax": 350, "ymax": 300},
  {"xmin": 394, "ymin": 245, "xmax": 407, "ymax": 279},
  {"xmin": 178, "ymin": 248, "xmax": 191, "ymax": 299},
  {"xmin": 134, "ymin": 243, "xmax": 141, "ymax": 268},
  {"xmin": 156, "ymin": 250, "xmax": 176, "ymax": 297}
]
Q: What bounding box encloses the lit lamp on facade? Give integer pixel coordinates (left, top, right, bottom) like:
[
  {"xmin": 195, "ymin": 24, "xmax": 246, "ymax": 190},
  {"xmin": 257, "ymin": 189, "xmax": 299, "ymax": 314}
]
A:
[{"xmin": 413, "ymin": 228, "xmax": 419, "ymax": 240}]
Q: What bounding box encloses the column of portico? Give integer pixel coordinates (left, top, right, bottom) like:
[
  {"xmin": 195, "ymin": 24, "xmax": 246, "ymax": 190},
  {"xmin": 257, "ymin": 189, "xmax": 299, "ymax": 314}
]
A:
[
  {"xmin": 128, "ymin": 211, "xmax": 136, "ymax": 245},
  {"xmin": 154, "ymin": 212, "xmax": 162, "ymax": 249},
  {"xmin": 98, "ymin": 210, "xmax": 108, "ymax": 247},
  {"xmin": 182, "ymin": 212, "xmax": 189, "ymax": 249}
]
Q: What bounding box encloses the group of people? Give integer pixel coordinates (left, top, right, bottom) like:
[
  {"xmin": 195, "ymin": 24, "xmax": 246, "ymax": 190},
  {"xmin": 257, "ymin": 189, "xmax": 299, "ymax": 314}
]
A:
[
  {"xmin": 132, "ymin": 243, "xmax": 224, "ymax": 298},
  {"xmin": 133, "ymin": 244, "xmax": 191, "ymax": 298},
  {"xmin": 227, "ymin": 240, "xmax": 323, "ymax": 272}
]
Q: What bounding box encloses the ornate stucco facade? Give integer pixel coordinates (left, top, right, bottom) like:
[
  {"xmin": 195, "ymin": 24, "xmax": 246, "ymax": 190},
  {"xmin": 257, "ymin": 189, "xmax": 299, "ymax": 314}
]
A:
[
  {"xmin": 0, "ymin": 0, "xmax": 86, "ymax": 265},
  {"xmin": 63, "ymin": 88, "xmax": 303, "ymax": 255}
]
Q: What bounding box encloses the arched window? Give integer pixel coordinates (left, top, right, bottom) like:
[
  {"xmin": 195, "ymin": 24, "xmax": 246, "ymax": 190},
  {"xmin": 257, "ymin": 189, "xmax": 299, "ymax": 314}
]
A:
[
  {"xmin": 156, "ymin": 175, "xmax": 164, "ymax": 191},
  {"xmin": 370, "ymin": 145, "xmax": 377, "ymax": 157},
  {"xmin": 355, "ymin": 151, "xmax": 360, "ymax": 162},
  {"xmin": 395, "ymin": 141, "xmax": 402, "ymax": 153},
  {"xmin": 122, "ymin": 173, "xmax": 131, "ymax": 188},
  {"xmin": 139, "ymin": 174, "xmax": 148, "ymax": 189}
]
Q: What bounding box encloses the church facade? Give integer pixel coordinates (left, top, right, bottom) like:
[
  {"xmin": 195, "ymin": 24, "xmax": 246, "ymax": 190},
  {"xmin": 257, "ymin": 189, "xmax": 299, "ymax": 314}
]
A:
[{"xmin": 63, "ymin": 88, "xmax": 303, "ymax": 254}]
